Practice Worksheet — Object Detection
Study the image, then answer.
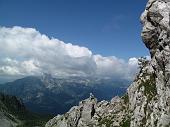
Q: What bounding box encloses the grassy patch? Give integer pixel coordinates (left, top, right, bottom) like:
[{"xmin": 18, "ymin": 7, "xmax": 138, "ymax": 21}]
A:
[
  {"xmin": 138, "ymin": 73, "xmax": 157, "ymax": 101},
  {"xmin": 98, "ymin": 117, "xmax": 113, "ymax": 127},
  {"xmin": 121, "ymin": 118, "xmax": 130, "ymax": 127},
  {"xmin": 121, "ymin": 94, "xmax": 129, "ymax": 104}
]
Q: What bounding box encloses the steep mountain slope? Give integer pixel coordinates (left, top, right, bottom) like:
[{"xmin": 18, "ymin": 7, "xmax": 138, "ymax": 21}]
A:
[
  {"xmin": 0, "ymin": 93, "xmax": 22, "ymax": 127},
  {"xmin": 45, "ymin": 0, "xmax": 170, "ymax": 127},
  {"xmin": 0, "ymin": 74, "xmax": 128, "ymax": 114},
  {"xmin": 0, "ymin": 93, "xmax": 51, "ymax": 127},
  {"xmin": 128, "ymin": 0, "xmax": 170, "ymax": 126}
]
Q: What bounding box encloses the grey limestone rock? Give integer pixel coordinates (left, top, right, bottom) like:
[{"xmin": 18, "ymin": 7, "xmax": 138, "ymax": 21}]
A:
[{"xmin": 46, "ymin": 0, "xmax": 170, "ymax": 126}]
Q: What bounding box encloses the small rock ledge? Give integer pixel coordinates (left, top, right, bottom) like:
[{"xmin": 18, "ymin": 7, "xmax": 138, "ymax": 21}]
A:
[{"xmin": 46, "ymin": 0, "xmax": 170, "ymax": 126}]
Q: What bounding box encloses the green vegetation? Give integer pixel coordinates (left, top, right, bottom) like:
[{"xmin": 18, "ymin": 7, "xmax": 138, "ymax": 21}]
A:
[
  {"xmin": 121, "ymin": 94, "xmax": 129, "ymax": 104},
  {"xmin": 0, "ymin": 93, "xmax": 53, "ymax": 127},
  {"xmin": 98, "ymin": 117, "xmax": 113, "ymax": 127},
  {"xmin": 137, "ymin": 73, "xmax": 157, "ymax": 126},
  {"xmin": 121, "ymin": 118, "xmax": 130, "ymax": 127},
  {"xmin": 97, "ymin": 94, "xmax": 130, "ymax": 127},
  {"xmin": 16, "ymin": 115, "xmax": 52, "ymax": 127},
  {"xmin": 138, "ymin": 73, "xmax": 157, "ymax": 101},
  {"xmin": 12, "ymin": 108, "xmax": 53, "ymax": 127}
]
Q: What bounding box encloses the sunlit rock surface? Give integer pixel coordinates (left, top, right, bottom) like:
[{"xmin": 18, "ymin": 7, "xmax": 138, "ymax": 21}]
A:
[{"xmin": 46, "ymin": 0, "xmax": 170, "ymax": 126}]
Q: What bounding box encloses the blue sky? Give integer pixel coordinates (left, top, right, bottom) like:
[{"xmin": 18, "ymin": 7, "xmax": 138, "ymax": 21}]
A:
[
  {"xmin": 0, "ymin": 0, "xmax": 148, "ymax": 60},
  {"xmin": 0, "ymin": 0, "xmax": 150, "ymax": 82}
]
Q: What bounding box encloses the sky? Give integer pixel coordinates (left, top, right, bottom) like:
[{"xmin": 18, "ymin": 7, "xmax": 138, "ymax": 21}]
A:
[{"xmin": 0, "ymin": 0, "xmax": 149, "ymax": 82}]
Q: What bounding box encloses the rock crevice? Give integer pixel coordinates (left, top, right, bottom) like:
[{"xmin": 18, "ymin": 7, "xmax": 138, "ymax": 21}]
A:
[{"xmin": 45, "ymin": 0, "xmax": 170, "ymax": 126}]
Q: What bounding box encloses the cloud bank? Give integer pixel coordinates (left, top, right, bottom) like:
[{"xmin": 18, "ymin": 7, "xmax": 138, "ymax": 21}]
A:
[{"xmin": 0, "ymin": 26, "xmax": 139, "ymax": 81}]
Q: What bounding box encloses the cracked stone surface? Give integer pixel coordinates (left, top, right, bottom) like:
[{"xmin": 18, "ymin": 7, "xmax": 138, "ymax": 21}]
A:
[{"xmin": 45, "ymin": 0, "xmax": 170, "ymax": 127}]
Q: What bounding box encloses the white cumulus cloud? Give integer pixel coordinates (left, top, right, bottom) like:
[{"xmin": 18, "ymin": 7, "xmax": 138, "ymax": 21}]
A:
[{"xmin": 0, "ymin": 26, "xmax": 140, "ymax": 81}]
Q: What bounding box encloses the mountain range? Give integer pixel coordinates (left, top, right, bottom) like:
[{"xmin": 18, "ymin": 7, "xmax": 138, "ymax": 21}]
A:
[
  {"xmin": 1, "ymin": 0, "xmax": 169, "ymax": 127},
  {"xmin": 0, "ymin": 73, "xmax": 129, "ymax": 115},
  {"xmin": 45, "ymin": 0, "xmax": 170, "ymax": 127}
]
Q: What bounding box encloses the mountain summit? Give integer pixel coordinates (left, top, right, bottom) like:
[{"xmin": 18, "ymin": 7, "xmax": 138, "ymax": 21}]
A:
[
  {"xmin": 45, "ymin": 0, "xmax": 170, "ymax": 126},
  {"xmin": 0, "ymin": 74, "xmax": 127, "ymax": 114}
]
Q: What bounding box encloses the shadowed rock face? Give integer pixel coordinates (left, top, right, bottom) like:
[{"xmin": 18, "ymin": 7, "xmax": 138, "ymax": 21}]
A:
[
  {"xmin": 0, "ymin": 93, "xmax": 26, "ymax": 127},
  {"xmin": 128, "ymin": 0, "xmax": 170, "ymax": 126},
  {"xmin": 45, "ymin": 0, "xmax": 170, "ymax": 127},
  {"xmin": 141, "ymin": 0, "xmax": 170, "ymax": 57}
]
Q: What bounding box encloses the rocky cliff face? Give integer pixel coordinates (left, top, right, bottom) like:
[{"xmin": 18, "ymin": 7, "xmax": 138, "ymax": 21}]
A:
[
  {"xmin": 129, "ymin": 0, "xmax": 170, "ymax": 126},
  {"xmin": 0, "ymin": 93, "xmax": 51, "ymax": 127},
  {"xmin": 0, "ymin": 93, "xmax": 25, "ymax": 127},
  {"xmin": 45, "ymin": 0, "xmax": 170, "ymax": 127}
]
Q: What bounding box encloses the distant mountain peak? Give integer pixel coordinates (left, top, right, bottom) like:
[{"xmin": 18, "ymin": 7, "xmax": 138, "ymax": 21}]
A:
[
  {"xmin": 41, "ymin": 73, "xmax": 54, "ymax": 80},
  {"xmin": 45, "ymin": 0, "xmax": 170, "ymax": 126}
]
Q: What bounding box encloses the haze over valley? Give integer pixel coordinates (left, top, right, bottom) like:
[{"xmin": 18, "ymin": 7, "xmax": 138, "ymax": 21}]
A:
[{"xmin": 2, "ymin": 0, "xmax": 169, "ymax": 127}]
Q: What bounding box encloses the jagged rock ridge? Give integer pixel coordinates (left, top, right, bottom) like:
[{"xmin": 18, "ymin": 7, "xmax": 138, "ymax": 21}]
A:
[
  {"xmin": 45, "ymin": 93, "xmax": 130, "ymax": 127},
  {"xmin": 45, "ymin": 0, "xmax": 170, "ymax": 127},
  {"xmin": 0, "ymin": 74, "xmax": 127, "ymax": 114}
]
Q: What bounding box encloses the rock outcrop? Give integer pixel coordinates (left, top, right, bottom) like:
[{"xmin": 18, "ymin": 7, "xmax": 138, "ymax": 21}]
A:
[
  {"xmin": 45, "ymin": 0, "xmax": 170, "ymax": 127},
  {"xmin": 0, "ymin": 93, "xmax": 25, "ymax": 127},
  {"xmin": 129, "ymin": 0, "xmax": 170, "ymax": 126},
  {"xmin": 46, "ymin": 94, "xmax": 129, "ymax": 127}
]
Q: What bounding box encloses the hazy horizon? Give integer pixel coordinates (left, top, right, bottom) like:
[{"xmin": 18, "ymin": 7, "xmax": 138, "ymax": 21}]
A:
[{"xmin": 0, "ymin": 0, "xmax": 149, "ymax": 82}]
